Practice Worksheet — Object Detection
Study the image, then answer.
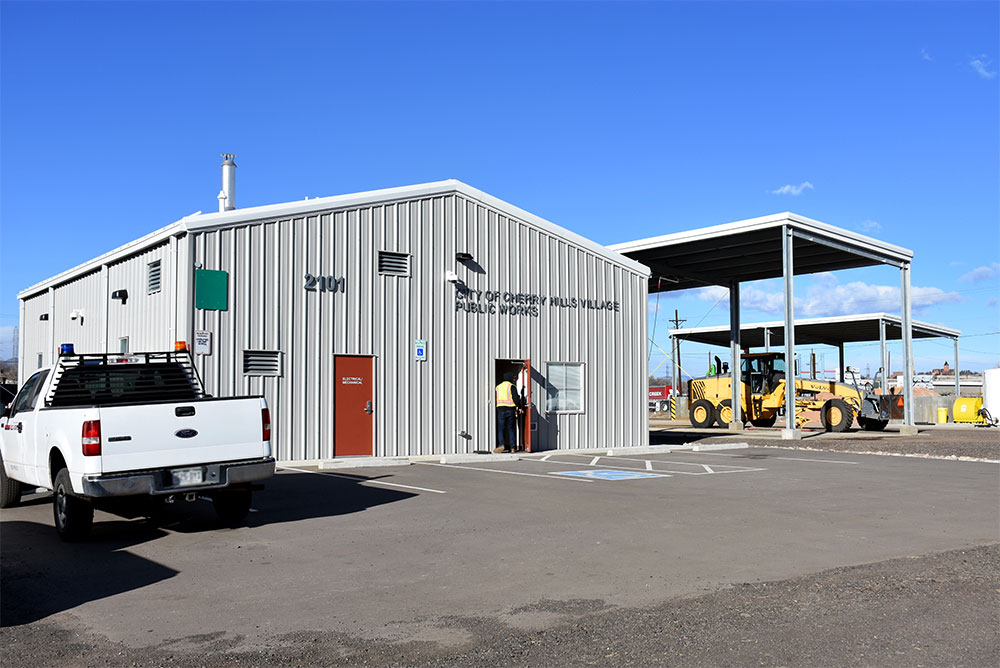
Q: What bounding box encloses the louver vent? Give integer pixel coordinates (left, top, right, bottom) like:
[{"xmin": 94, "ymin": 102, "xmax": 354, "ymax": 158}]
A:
[
  {"xmin": 378, "ymin": 251, "xmax": 410, "ymax": 276},
  {"xmin": 147, "ymin": 260, "xmax": 162, "ymax": 294},
  {"xmin": 243, "ymin": 350, "xmax": 282, "ymax": 377}
]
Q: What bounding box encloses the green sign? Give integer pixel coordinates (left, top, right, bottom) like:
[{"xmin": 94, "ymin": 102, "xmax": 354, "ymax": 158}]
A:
[{"xmin": 195, "ymin": 269, "xmax": 229, "ymax": 311}]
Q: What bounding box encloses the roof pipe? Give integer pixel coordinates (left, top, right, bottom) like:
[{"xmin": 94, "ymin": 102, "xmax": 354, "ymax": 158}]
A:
[{"xmin": 218, "ymin": 153, "xmax": 236, "ymax": 212}]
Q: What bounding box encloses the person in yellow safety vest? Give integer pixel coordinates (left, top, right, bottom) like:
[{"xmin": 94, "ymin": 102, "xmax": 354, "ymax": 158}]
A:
[{"xmin": 494, "ymin": 372, "xmax": 522, "ymax": 453}]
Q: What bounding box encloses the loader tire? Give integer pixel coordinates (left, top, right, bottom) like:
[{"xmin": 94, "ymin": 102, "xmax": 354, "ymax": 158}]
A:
[
  {"xmin": 689, "ymin": 399, "xmax": 716, "ymax": 428},
  {"xmin": 858, "ymin": 416, "xmax": 888, "ymax": 432},
  {"xmin": 0, "ymin": 452, "xmax": 23, "ymax": 508},
  {"xmin": 821, "ymin": 398, "xmax": 854, "ymax": 432},
  {"xmin": 715, "ymin": 399, "xmax": 734, "ymax": 427},
  {"xmin": 750, "ymin": 414, "xmax": 778, "ymax": 428}
]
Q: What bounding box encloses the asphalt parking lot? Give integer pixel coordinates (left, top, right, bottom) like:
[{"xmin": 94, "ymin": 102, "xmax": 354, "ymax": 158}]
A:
[{"xmin": 2, "ymin": 429, "xmax": 998, "ymax": 667}]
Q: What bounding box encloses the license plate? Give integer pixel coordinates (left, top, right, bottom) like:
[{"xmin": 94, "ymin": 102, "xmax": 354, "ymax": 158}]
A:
[{"xmin": 171, "ymin": 467, "xmax": 203, "ymax": 487}]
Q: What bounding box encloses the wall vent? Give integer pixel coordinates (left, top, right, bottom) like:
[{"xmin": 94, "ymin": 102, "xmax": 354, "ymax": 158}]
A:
[
  {"xmin": 147, "ymin": 260, "xmax": 162, "ymax": 294},
  {"xmin": 243, "ymin": 350, "xmax": 282, "ymax": 376},
  {"xmin": 378, "ymin": 251, "xmax": 410, "ymax": 276}
]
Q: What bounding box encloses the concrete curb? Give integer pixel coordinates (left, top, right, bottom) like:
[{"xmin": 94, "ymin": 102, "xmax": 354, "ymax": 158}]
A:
[
  {"xmin": 319, "ymin": 458, "xmax": 412, "ymax": 470},
  {"xmin": 690, "ymin": 442, "xmax": 750, "ymax": 451}
]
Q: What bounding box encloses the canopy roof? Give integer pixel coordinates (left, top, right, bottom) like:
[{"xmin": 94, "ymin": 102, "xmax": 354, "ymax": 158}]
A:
[
  {"xmin": 669, "ymin": 313, "xmax": 959, "ymax": 348},
  {"xmin": 609, "ymin": 212, "xmax": 913, "ymax": 293}
]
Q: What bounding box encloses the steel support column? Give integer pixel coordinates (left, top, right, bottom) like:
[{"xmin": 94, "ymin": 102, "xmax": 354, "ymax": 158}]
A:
[
  {"xmin": 879, "ymin": 318, "xmax": 888, "ymax": 390},
  {"xmin": 954, "ymin": 337, "xmax": 960, "ymax": 398},
  {"xmin": 764, "ymin": 327, "xmax": 771, "ymax": 352},
  {"xmin": 837, "ymin": 343, "xmax": 845, "ymax": 382},
  {"xmin": 783, "ymin": 226, "xmax": 796, "ymax": 430},
  {"xmin": 729, "ymin": 280, "xmax": 742, "ymax": 425},
  {"xmin": 901, "ymin": 263, "xmax": 915, "ymax": 425}
]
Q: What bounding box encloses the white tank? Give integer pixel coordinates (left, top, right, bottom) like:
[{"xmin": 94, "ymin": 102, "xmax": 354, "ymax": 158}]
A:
[{"xmin": 983, "ymin": 368, "xmax": 1000, "ymax": 418}]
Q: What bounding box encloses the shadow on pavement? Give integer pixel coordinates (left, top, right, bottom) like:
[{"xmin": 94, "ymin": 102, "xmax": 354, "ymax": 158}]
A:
[{"xmin": 0, "ymin": 520, "xmax": 178, "ymax": 627}]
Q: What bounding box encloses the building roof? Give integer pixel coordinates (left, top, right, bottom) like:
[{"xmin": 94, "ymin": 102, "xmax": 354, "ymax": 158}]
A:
[
  {"xmin": 609, "ymin": 212, "xmax": 913, "ymax": 293},
  {"xmin": 19, "ymin": 180, "xmax": 649, "ymax": 299},
  {"xmin": 668, "ymin": 312, "xmax": 959, "ymax": 348}
]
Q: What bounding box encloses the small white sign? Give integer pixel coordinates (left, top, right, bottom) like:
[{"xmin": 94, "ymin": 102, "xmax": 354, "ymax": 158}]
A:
[
  {"xmin": 414, "ymin": 339, "xmax": 427, "ymax": 362},
  {"xmin": 194, "ymin": 330, "xmax": 212, "ymax": 355}
]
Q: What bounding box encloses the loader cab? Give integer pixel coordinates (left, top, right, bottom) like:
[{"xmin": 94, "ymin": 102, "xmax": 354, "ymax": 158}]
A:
[{"xmin": 741, "ymin": 353, "xmax": 786, "ymax": 396}]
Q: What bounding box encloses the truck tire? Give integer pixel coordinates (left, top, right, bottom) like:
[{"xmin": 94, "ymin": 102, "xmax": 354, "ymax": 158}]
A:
[
  {"xmin": 213, "ymin": 488, "xmax": 252, "ymax": 526},
  {"xmin": 689, "ymin": 399, "xmax": 716, "ymax": 428},
  {"xmin": 858, "ymin": 416, "xmax": 888, "ymax": 432},
  {"xmin": 659, "ymin": 400, "xmax": 670, "ymax": 413},
  {"xmin": 821, "ymin": 398, "xmax": 854, "ymax": 432},
  {"xmin": 715, "ymin": 399, "xmax": 734, "ymax": 427},
  {"xmin": 750, "ymin": 415, "xmax": 777, "ymax": 428},
  {"xmin": 0, "ymin": 452, "xmax": 23, "ymax": 508},
  {"xmin": 53, "ymin": 468, "xmax": 94, "ymax": 541}
]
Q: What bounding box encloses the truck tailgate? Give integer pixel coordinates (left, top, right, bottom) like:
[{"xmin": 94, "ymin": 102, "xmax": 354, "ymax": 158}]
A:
[{"xmin": 97, "ymin": 398, "xmax": 267, "ymax": 473}]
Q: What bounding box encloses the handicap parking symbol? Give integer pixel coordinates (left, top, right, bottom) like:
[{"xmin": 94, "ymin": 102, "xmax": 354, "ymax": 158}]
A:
[{"xmin": 552, "ymin": 469, "xmax": 667, "ymax": 480}]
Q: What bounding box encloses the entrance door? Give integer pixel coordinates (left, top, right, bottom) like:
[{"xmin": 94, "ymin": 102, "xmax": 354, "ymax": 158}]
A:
[
  {"xmin": 495, "ymin": 359, "xmax": 532, "ymax": 452},
  {"xmin": 334, "ymin": 356, "xmax": 374, "ymax": 457}
]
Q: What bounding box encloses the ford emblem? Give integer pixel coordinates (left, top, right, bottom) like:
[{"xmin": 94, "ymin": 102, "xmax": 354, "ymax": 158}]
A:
[{"xmin": 175, "ymin": 429, "xmax": 199, "ymax": 439}]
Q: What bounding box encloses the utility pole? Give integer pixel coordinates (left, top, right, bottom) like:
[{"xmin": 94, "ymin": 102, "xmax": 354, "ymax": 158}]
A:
[{"xmin": 669, "ymin": 309, "xmax": 686, "ymax": 396}]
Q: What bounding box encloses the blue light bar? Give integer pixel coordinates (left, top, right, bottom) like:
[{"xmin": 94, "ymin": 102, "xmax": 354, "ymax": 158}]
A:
[{"xmin": 59, "ymin": 343, "xmax": 75, "ymax": 355}]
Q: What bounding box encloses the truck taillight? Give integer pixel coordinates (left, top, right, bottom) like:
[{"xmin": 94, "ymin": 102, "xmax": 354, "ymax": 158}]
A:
[
  {"xmin": 262, "ymin": 408, "xmax": 271, "ymax": 442},
  {"xmin": 82, "ymin": 420, "xmax": 101, "ymax": 456}
]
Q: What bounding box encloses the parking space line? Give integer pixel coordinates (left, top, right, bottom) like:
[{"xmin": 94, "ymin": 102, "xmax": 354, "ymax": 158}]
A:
[
  {"xmin": 279, "ymin": 466, "xmax": 448, "ymax": 494},
  {"xmin": 691, "ymin": 452, "xmax": 859, "ymax": 465},
  {"xmin": 521, "ymin": 457, "xmax": 762, "ymax": 476},
  {"xmin": 553, "ymin": 453, "xmax": 758, "ymax": 471},
  {"xmin": 702, "ymin": 464, "xmax": 714, "ymax": 473},
  {"xmin": 589, "ymin": 456, "xmax": 601, "ymax": 466},
  {"xmin": 416, "ymin": 461, "xmax": 597, "ymax": 482},
  {"xmin": 645, "ymin": 460, "xmax": 653, "ymax": 471}
]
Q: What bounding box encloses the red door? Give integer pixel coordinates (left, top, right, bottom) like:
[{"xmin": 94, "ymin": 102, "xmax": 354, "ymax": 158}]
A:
[{"xmin": 334, "ymin": 356, "xmax": 374, "ymax": 457}]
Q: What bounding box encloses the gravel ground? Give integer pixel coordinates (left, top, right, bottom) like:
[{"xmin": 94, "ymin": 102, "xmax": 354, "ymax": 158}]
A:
[
  {"xmin": 649, "ymin": 420, "xmax": 1000, "ymax": 461},
  {"xmin": 2, "ymin": 544, "xmax": 997, "ymax": 667}
]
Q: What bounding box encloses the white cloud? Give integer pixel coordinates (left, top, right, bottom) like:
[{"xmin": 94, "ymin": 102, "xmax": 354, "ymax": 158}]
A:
[
  {"xmin": 970, "ymin": 54, "xmax": 997, "ymax": 79},
  {"xmin": 770, "ymin": 181, "xmax": 814, "ymax": 196},
  {"xmin": 959, "ymin": 262, "xmax": 1000, "ymax": 282},
  {"xmin": 858, "ymin": 219, "xmax": 882, "ymax": 234},
  {"xmin": 694, "ymin": 277, "xmax": 960, "ymax": 318},
  {"xmin": 921, "ymin": 48, "xmax": 933, "ymax": 62},
  {"xmin": 988, "ymin": 297, "xmax": 998, "ymax": 308}
]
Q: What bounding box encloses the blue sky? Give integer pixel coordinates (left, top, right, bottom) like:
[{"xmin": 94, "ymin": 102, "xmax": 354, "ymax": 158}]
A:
[{"xmin": 1, "ymin": 1, "xmax": 997, "ymax": 376}]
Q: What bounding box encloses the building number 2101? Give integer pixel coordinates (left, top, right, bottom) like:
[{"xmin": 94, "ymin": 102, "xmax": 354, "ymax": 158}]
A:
[{"xmin": 304, "ymin": 274, "xmax": 346, "ymax": 293}]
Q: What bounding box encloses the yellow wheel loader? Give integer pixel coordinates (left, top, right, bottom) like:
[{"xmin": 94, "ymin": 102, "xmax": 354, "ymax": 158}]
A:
[{"xmin": 687, "ymin": 353, "xmax": 900, "ymax": 432}]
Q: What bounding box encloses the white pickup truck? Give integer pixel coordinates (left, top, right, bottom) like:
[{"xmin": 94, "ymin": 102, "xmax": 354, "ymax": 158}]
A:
[{"xmin": 0, "ymin": 346, "xmax": 275, "ymax": 540}]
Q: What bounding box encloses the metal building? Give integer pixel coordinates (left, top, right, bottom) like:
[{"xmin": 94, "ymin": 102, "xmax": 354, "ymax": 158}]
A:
[{"xmin": 17, "ymin": 178, "xmax": 651, "ymax": 461}]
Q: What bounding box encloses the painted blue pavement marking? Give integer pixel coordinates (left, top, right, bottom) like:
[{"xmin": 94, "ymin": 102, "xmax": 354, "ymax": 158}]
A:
[{"xmin": 552, "ymin": 469, "xmax": 668, "ymax": 480}]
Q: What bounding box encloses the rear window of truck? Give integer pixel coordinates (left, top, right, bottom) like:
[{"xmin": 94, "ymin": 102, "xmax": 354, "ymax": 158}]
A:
[{"xmin": 48, "ymin": 363, "xmax": 198, "ymax": 407}]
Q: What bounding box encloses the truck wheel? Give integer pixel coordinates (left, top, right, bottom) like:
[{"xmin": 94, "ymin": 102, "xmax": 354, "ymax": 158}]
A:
[
  {"xmin": 53, "ymin": 468, "xmax": 94, "ymax": 541},
  {"xmin": 821, "ymin": 398, "xmax": 854, "ymax": 432},
  {"xmin": 715, "ymin": 399, "xmax": 734, "ymax": 427},
  {"xmin": 659, "ymin": 401, "xmax": 670, "ymax": 413},
  {"xmin": 750, "ymin": 415, "xmax": 777, "ymax": 428},
  {"xmin": 0, "ymin": 453, "xmax": 23, "ymax": 508},
  {"xmin": 689, "ymin": 399, "xmax": 716, "ymax": 428},
  {"xmin": 858, "ymin": 416, "xmax": 888, "ymax": 432},
  {"xmin": 213, "ymin": 488, "xmax": 252, "ymax": 526}
]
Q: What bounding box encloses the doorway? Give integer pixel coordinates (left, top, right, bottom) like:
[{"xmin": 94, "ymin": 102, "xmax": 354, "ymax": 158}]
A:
[
  {"xmin": 334, "ymin": 355, "xmax": 375, "ymax": 457},
  {"xmin": 495, "ymin": 359, "xmax": 532, "ymax": 452}
]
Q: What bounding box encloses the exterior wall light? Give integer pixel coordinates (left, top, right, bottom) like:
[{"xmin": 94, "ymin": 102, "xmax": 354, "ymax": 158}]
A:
[
  {"xmin": 111, "ymin": 289, "xmax": 129, "ymax": 304},
  {"xmin": 455, "ymin": 252, "xmax": 473, "ymax": 263},
  {"xmin": 39, "ymin": 313, "xmax": 49, "ymax": 321}
]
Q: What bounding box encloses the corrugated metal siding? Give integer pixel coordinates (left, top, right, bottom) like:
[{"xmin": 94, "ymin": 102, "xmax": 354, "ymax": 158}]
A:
[
  {"xmin": 190, "ymin": 191, "xmax": 647, "ymax": 461},
  {"xmin": 20, "ymin": 293, "xmax": 51, "ymax": 374},
  {"xmin": 106, "ymin": 243, "xmax": 173, "ymax": 352},
  {"xmin": 51, "ymin": 270, "xmax": 106, "ymax": 356}
]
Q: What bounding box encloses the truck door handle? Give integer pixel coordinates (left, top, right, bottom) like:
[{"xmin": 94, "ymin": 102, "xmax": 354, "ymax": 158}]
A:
[
  {"xmin": 16, "ymin": 422, "xmax": 22, "ymax": 433},
  {"xmin": 365, "ymin": 401, "xmax": 373, "ymax": 415}
]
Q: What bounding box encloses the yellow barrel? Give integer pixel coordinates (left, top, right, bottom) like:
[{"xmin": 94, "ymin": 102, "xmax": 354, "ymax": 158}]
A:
[
  {"xmin": 937, "ymin": 407, "xmax": 948, "ymax": 424},
  {"xmin": 952, "ymin": 397, "xmax": 984, "ymax": 423}
]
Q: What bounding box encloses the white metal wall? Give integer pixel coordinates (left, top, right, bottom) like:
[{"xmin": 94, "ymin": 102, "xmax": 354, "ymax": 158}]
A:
[
  {"xmin": 106, "ymin": 243, "xmax": 173, "ymax": 352},
  {"xmin": 19, "ymin": 292, "xmax": 51, "ymax": 378},
  {"xmin": 51, "ymin": 271, "xmax": 106, "ymax": 359},
  {"xmin": 190, "ymin": 192, "xmax": 648, "ymax": 461}
]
